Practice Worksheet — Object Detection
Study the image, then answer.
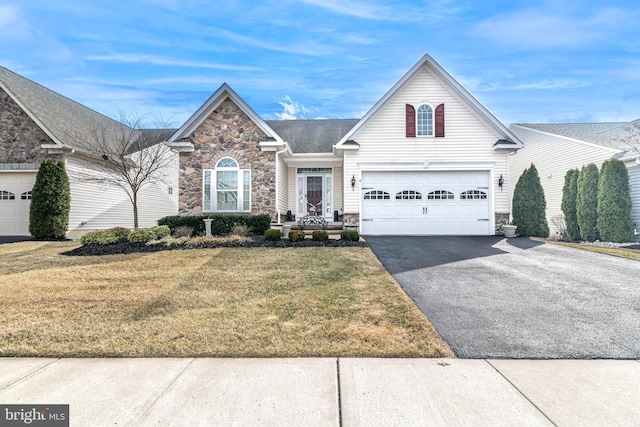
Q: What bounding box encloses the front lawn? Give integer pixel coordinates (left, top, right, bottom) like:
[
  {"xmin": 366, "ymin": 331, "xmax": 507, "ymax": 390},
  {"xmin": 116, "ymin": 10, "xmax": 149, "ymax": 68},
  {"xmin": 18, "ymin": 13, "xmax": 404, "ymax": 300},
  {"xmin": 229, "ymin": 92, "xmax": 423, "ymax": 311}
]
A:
[
  {"xmin": 546, "ymin": 240, "xmax": 640, "ymax": 261},
  {"xmin": 0, "ymin": 241, "xmax": 453, "ymax": 358}
]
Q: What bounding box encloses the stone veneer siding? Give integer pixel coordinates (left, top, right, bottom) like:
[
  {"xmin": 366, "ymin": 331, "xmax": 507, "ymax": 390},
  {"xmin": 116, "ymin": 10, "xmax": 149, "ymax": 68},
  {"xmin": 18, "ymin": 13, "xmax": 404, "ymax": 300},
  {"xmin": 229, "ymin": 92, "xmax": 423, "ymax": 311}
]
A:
[
  {"xmin": 179, "ymin": 97, "xmax": 276, "ymax": 218},
  {"xmin": 0, "ymin": 88, "xmax": 54, "ymax": 164}
]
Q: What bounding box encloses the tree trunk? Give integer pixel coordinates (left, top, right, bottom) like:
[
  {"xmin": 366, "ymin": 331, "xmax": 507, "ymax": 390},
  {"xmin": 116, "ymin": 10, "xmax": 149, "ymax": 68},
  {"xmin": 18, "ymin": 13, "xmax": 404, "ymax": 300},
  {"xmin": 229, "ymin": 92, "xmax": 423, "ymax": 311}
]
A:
[{"xmin": 133, "ymin": 192, "xmax": 139, "ymax": 229}]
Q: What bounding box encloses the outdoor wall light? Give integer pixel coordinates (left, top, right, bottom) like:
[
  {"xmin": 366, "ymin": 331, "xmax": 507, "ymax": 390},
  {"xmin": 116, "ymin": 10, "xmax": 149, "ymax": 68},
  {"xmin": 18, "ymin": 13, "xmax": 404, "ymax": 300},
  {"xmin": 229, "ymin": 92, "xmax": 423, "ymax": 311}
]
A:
[
  {"xmin": 498, "ymin": 174, "xmax": 504, "ymax": 191},
  {"xmin": 351, "ymin": 175, "xmax": 356, "ymax": 191}
]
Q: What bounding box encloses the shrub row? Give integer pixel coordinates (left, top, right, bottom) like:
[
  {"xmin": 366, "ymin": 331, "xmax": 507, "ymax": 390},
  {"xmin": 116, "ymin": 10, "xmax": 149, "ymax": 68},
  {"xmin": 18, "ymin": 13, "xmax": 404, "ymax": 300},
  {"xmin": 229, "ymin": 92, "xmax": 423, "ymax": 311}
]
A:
[
  {"xmin": 264, "ymin": 229, "xmax": 360, "ymax": 241},
  {"xmin": 563, "ymin": 159, "xmax": 634, "ymax": 243},
  {"xmin": 81, "ymin": 225, "xmax": 170, "ymax": 245},
  {"xmin": 157, "ymin": 214, "xmax": 271, "ymax": 236}
]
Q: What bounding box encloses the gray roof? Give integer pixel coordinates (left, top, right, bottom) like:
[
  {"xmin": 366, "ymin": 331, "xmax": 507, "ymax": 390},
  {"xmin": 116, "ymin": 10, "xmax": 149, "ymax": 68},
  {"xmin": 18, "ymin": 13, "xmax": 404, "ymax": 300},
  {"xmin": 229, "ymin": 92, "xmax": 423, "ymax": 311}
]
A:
[
  {"xmin": 265, "ymin": 119, "xmax": 359, "ymax": 153},
  {"xmin": 0, "ymin": 67, "xmax": 167, "ymax": 155},
  {"xmin": 514, "ymin": 122, "xmax": 637, "ymax": 152}
]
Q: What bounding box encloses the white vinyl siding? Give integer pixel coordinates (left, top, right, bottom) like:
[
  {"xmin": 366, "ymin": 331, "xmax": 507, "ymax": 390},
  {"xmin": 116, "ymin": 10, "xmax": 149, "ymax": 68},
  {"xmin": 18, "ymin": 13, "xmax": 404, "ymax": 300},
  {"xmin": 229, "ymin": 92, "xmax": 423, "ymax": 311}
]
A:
[
  {"xmin": 66, "ymin": 150, "xmax": 179, "ymax": 235},
  {"xmin": 276, "ymin": 154, "xmax": 288, "ymax": 218},
  {"xmin": 628, "ymin": 164, "xmax": 640, "ymax": 240},
  {"xmin": 333, "ymin": 167, "xmax": 343, "ymax": 216},
  {"xmin": 509, "ymin": 125, "xmax": 620, "ymax": 237},
  {"xmin": 287, "ymin": 166, "xmax": 296, "ymax": 216},
  {"xmin": 343, "ymin": 67, "xmax": 510, "ymax": 224}
]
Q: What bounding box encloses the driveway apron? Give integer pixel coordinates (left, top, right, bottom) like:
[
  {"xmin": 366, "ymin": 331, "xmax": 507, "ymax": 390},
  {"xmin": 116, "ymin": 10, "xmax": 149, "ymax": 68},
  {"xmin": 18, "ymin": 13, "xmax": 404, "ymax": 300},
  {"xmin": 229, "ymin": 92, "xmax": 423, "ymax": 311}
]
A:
[{"xmin": 366, "ymin": 236, "xmax": 640, "ymax": 359}]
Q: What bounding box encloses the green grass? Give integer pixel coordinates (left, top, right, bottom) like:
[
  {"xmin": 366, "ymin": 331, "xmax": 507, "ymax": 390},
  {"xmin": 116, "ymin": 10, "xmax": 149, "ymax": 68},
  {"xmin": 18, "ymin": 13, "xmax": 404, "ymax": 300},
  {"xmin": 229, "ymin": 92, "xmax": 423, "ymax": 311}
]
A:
[{"xmin": 0, "ymin": 241, "xmax": 453, "ymax": 358}]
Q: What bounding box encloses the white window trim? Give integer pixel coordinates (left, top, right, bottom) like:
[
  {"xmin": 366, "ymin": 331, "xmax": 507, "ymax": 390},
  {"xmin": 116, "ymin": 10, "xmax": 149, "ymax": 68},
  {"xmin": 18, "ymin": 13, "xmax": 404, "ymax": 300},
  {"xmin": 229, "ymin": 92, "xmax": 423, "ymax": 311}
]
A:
[
  {"xmin": 416, "ymin": 102, "xmax": 435, "ymax": 137},
  {"xmin": 202, "ymin": 157, "xmax": 251, "ymax": 213}
]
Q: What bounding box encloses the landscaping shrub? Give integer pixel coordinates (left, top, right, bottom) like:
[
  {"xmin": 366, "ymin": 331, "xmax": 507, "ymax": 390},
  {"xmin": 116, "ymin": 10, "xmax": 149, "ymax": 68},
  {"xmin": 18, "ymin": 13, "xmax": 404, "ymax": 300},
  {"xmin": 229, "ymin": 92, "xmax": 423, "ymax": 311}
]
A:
[
  {"xmin": 341, "ymin": 230, "xmax": 360, "ymax": 241},
  {"xmin": 81, "ymin": 227, "xmax": 130, "ymax": 245},
  {"xmin": 511, "ymin": 164, "xmax": 549, "ymax": 238},
  {"xmin": 173, "ymin": 226, "xmax": 193, "ymax": 238},
  {"xmin": 561, "ymin": 168, "xmax": 580, "ymax": 241},
  {"xmin": 232, "ymin": 224, "xmax": 250, "ymax": 236},
  {"xmin": 264, "ymin": 229, "xmax": 282, "ymax": 241},
  {"xmin": 577, "ymin": 163, "xmax": 599, "ymax": 241},
  {"xmin": 127, "ymin": 228, "xmax": 155, "ymax": 243},
  {"xmin": 597, "ymin": 158, "xmax": 634, "ymax": 242},
  {"xmin": 312, "ymin": 230, "xmax": 329, "ymax": 241},
  {"xmin": 158, "ymin": 214, "xmax": 271, "ymax": 235},
  {"xmin": 288, "ymin": 230, "xmax": 306, "ymax": 242},
  {"xmin": 127, "ymin": 225, "xmax": 170, "ymax": 244},
  {"xmin": 29, "ymin": 159, "xmax": 70, "ymax": 239}
]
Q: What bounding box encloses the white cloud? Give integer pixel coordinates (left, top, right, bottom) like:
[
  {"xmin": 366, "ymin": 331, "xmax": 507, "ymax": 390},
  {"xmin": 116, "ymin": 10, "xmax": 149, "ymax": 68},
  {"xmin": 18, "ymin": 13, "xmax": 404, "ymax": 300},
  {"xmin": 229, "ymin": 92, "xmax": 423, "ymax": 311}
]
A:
[
  {"xmin": 210, "ymin": 28, "xmax": 338, "ymax": 56},
  {"xmin": 471, "ymin": 7, "xmax": 628, "ymax": 49},
  {"xmin": 85, "ymin": 54, "xmax": 262, "ymax": 71},
  {"xmin": 0, "ymin": 4, "xmax": 19, "ymax": 27},
  {"xmin": 275, "ymin": 95, "xmax": 309, "ymax": 120},
  {"xmin": 300, "ymin": 0, "xmax": 458, "ymax": 22}
]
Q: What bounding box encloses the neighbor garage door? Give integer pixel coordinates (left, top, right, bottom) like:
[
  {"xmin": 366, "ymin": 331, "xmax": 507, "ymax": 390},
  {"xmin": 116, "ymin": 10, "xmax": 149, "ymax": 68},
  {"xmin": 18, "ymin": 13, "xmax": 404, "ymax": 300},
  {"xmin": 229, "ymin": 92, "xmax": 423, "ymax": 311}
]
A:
[
  {"xmin": 361, "ymin": 171, "xmax": 491, "ymax": 235},
  {"xmin": 0, "ymin": 172, "xmax": 36, "ymax": 236}
]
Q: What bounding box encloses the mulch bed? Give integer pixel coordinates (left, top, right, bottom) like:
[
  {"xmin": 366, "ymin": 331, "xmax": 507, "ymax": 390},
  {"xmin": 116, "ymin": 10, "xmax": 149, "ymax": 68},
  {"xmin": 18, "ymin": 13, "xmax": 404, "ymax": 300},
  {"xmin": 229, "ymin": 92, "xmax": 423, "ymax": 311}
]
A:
[{"xmin": 62, "ymin": 236, "xmax": 367, "ymax": 256}]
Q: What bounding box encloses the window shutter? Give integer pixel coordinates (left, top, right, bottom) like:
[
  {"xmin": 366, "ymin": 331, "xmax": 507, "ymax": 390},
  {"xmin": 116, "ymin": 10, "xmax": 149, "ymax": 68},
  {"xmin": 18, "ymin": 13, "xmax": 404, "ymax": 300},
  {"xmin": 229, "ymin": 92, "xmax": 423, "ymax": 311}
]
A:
[
  {"xmin": 406, "ymin": 104, "xmax": 416, "ymax": 137},
  {"xmin": 435, "ymin": 104, "xmax": 445, "ymax": 137}
]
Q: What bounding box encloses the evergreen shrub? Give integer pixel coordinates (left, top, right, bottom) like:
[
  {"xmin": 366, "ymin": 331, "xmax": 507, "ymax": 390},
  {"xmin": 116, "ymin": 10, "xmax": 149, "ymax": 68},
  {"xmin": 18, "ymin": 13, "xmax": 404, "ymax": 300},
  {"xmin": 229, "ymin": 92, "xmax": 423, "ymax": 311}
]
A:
[
  {"xmin": 29, "ymin": 159, "xmax": 70, "ymax": 239},
  {"xmin": 511, "ymin": 164, "xmax": 549, "ymax": 237},
  {"xmin": 596, "ymin": 158, "xmax": 634, "ymax": 242},
  {"xmin": 576, "ymin": 163, "xmax": 599, "ymax": 241}
]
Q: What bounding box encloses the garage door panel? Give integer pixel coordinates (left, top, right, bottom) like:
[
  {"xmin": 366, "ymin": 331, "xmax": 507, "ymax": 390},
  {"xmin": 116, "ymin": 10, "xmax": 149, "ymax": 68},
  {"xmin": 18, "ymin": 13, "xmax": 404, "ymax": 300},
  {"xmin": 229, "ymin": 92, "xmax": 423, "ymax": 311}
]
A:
[
  {"xmin": 0, "ymin": 172, "xmax": 36, "ymax": 236},
  {"xmin": 362, "ymin": 171, "xmax": 491, "ymax": 236}
]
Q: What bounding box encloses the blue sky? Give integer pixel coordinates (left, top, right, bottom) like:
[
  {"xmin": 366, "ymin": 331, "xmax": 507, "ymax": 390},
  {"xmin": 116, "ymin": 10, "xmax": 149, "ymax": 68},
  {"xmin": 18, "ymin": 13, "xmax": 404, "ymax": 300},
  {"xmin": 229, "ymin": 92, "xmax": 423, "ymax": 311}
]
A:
[{"xmin": 1, "ymin": 0, "xmax": 639, "ymax": 127}]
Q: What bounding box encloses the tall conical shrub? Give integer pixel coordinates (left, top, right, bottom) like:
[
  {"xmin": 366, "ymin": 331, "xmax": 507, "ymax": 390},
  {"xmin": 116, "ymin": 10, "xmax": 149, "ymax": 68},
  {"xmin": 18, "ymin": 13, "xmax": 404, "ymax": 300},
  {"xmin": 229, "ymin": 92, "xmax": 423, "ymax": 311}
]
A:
[
  {"xmin": 561, "ymin": 168, "xmax": 580, "ymax": 240},
  {"xmin": 597, "ymin": 158, "xmax": 633, "ymax": 242},
  {"xmin": 29, "ymin": 159, "xmax": 70, "ymax": 239},
  {"xmin": 512, "ymin": 163, "xmax": 549, "ymax": 237},
  {"xmin": 576, "ymin": 163, "xmax": 599, "ymax": 241}
]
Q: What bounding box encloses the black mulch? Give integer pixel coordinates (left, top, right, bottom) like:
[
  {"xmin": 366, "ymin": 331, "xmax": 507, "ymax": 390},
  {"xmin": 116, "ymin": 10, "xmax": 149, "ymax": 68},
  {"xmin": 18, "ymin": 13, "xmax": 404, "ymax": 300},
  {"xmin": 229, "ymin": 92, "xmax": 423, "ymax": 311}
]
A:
[{"xmin": 62, "ymin": 236, "xmax": 367, "ymax": 256}]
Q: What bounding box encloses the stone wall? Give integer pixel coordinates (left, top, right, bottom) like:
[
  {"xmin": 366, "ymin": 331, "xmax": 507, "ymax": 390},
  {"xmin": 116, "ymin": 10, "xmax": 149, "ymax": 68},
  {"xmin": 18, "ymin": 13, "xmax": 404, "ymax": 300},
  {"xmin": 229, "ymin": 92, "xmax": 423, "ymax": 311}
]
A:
[
  {"xmin": 495, "ymin": 212, "xmax": 510, "ymax": 235},
  {"xmin": 179, "ymin": 97, "xmax": 276, "ymax": 218},
  {"xmin": 0, "ymin": 88, "xmax": 53, "ymax": 164}
]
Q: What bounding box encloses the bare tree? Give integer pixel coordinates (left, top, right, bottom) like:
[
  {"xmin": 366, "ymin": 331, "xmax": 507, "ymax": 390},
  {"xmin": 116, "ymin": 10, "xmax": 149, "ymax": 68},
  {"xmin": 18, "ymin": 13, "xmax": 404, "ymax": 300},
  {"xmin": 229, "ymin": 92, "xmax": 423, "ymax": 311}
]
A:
[
  {"xmin": 618, "ymin": 121, "xmax": 640, "ymax": 158},
  {"xmin": 71, "ymin": 114, "xmax": 176, "ymax": 229}
]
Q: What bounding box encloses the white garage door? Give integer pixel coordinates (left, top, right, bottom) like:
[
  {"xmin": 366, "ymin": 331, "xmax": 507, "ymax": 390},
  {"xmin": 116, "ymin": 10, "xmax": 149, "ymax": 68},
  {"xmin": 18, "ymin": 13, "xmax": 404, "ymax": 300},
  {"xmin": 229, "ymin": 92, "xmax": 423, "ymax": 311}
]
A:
[
  {"xmin": 0, "ymin": 172, "xmax": 36, "ymax": 236},
  {"xmin": 361, "ymin": 171, "xmax": 491, "ymax": 235}
]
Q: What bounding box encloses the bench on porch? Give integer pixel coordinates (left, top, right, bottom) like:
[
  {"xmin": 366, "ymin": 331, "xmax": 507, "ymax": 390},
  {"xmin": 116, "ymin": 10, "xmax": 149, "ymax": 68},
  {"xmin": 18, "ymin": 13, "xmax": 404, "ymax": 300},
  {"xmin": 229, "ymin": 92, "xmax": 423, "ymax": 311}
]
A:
[{"xmin": 297, "ymin": 215, "xmax": 327, "ymax": 230}]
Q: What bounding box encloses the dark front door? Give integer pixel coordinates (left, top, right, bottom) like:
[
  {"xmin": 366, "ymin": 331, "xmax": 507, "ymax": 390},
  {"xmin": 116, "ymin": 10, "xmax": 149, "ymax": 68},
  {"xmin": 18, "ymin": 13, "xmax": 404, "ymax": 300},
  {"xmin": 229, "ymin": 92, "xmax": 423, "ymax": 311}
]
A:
[{"xmin": 306, "ymin": 176, "xmax": 323, "ymax": 216}]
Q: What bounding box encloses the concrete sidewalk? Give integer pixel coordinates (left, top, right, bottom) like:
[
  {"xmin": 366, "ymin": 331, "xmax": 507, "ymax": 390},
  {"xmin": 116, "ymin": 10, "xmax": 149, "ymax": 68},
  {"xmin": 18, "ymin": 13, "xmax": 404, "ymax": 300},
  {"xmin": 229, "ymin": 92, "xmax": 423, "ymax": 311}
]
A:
[{"xmin": 1, "ymin": 358, "xmax": 639, "ymax": 426}]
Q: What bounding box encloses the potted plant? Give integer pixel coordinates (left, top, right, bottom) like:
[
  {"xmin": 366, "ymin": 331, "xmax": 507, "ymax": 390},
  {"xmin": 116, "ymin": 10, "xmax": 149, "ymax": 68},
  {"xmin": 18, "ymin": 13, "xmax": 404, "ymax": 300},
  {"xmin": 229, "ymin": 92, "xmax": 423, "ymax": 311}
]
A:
[{"xmin": 503, "ymin": 223, "xmax": 517, "ymax": 238}]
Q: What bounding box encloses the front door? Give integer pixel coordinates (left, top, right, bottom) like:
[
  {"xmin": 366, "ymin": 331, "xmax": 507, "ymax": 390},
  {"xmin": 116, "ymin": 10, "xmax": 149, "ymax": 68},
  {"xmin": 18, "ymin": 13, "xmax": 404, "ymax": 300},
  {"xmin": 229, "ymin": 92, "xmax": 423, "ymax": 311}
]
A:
[{"xmin": 306, "ymin": 176, "xmax": 323, "ymax": 216}]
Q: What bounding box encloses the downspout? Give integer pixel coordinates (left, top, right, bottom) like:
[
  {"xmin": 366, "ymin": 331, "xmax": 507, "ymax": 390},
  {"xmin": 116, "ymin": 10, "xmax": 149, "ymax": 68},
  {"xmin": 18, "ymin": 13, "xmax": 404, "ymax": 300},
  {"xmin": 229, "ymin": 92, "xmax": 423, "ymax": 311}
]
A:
[
  {"xmin": 275, "ymin": 146, "xmax": 288, "ymax": 224},
  {"xmin": 506, "ymin": 150, "xmax": 518, "ymax": 218}
]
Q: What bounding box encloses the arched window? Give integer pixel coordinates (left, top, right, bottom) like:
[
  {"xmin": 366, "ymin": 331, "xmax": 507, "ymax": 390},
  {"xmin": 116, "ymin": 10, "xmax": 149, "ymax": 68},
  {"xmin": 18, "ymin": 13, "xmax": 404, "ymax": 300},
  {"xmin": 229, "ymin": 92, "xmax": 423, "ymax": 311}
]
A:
[
  {"xmin": 406, "ymin": 103, "xmax": 445, "ymax": 138},
  {"xmin": 396, "ymin": 190, "xmax": 422, "ymax": 200},
  {"xmin": 203, "ymin": 157, "xmax": 251, "ymax": 212},
  {"xmin": 417, "ymin": 104, "xmax": 433, "ymax": 136},
  {"xmin": 428, "ymin": 190, "xmax": 454, "ymax": 200},
  {"xmin": 20, "ymin": 191, "xmax": 32, "ymax": 200},
  {"xmin": 364, "ymin": 190, "xmax": 390, "ymax": 200},
  {"xmin": 460, "ymin": 190, "xmax": 487, "ymax": 200},
  {"xmin": 0, "ymin": 191, "xmax": 15, "ymax": 200}
]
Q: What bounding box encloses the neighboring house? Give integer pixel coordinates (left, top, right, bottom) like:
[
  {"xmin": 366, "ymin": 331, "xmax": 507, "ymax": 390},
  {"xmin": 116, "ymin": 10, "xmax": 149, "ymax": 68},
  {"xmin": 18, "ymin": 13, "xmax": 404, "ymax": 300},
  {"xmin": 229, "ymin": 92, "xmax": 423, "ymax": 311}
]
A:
[
  {"xmin": 167, "ymin": 54, "xmax": 522, "ymax": 235},
  {"xmin": 0, "ymin": 67, "xmax": 179, "ymax": 237},
  {"xmin": 509, "ymin": 121, "xmax": 640, "ymax": 239}
]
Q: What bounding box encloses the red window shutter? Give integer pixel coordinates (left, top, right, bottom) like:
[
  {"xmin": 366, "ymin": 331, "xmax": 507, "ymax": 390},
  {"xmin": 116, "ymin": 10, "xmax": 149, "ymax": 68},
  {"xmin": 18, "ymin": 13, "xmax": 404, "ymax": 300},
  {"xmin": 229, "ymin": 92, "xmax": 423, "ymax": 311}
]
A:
[
  {"xmin": 435, "ymin": 104, "xmax": 445, "ymax": 137},
  {"xmin": 406, "ymin": 104, "xmax": 416, "ymax": 137}
]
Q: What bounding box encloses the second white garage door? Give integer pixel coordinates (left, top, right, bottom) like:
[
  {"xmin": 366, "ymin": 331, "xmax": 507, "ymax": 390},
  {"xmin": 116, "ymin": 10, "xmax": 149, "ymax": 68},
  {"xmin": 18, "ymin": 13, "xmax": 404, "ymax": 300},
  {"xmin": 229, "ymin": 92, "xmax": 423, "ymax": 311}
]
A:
[
  {"xmin": 361, "ymin": 171, "xmax": 491, "ymax": 235},
  {"xmin": 0, "ymin": 172, "xmax": 36, "ymax": 236}
]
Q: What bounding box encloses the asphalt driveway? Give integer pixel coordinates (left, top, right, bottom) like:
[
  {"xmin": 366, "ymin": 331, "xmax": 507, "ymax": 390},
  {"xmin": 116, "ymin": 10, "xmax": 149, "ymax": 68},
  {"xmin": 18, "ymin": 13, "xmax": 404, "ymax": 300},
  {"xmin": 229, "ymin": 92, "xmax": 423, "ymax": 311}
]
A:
[{"xmin": 366, "ymin": 236, "xmax": 640, "ymax": 359}]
